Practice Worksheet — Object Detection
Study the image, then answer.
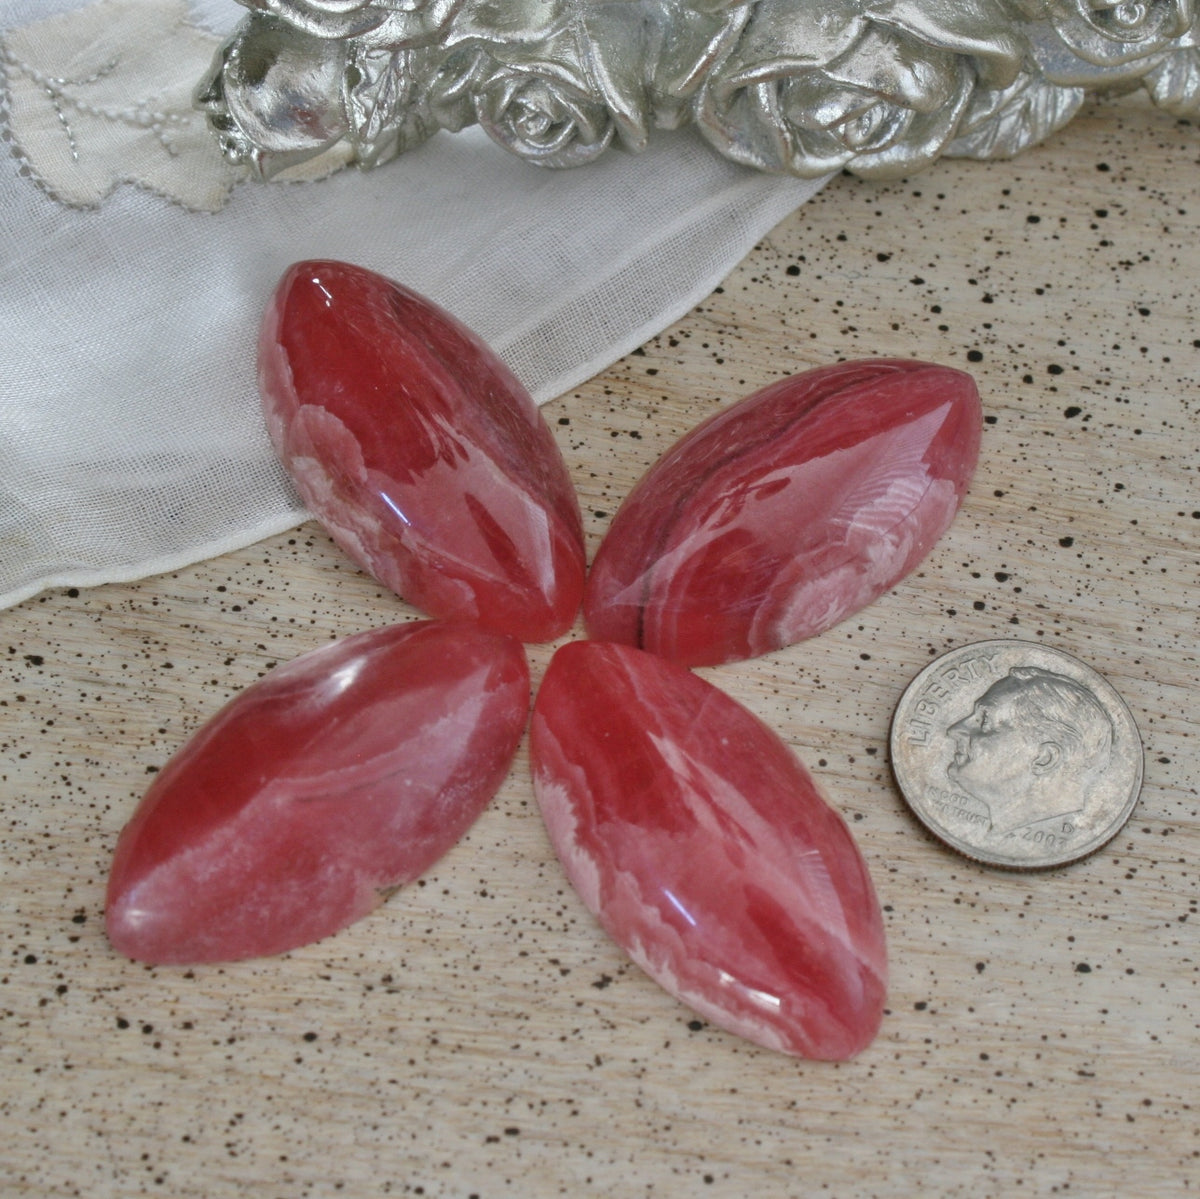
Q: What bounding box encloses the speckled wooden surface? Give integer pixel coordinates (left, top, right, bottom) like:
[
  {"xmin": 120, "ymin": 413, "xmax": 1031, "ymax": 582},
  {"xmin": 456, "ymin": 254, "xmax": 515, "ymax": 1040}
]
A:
[{"xmin": 2, "ymin": 94, "xmax": 1197, "ymax": 1198}]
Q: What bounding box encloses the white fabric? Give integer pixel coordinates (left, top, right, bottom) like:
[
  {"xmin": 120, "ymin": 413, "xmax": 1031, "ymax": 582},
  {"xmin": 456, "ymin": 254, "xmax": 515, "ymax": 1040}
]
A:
[{"xmin": 0, "ymin": 0, "xmax": 827, "ymax": 610}]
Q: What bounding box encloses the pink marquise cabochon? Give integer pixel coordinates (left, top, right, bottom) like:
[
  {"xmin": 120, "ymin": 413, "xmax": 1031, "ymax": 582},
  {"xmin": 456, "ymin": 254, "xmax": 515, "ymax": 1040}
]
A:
[
  {"xmin": 530, "ymin": 640, "xmax": 887, "ymax": 1060},
  {"xmin": 259, "ymin": 260, "xmax": 585, "ymax": 643},
  {"xmin": 106, "ymin": 621, "xmax": 530, "ymax": 965},
  {"xmin": 584, "ymin": 359, "xmax": 982, "ymax": 666}
]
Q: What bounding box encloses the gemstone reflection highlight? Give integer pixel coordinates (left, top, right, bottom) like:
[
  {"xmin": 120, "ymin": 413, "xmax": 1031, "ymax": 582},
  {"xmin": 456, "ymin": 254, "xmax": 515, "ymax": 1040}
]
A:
[
  {"xmin": 531, "ymin": 640, "xmax": 887, "ymax": 1059},
  {"xmin": 584, "ymin": 359, "xmax": 982, "ymax": 665}
]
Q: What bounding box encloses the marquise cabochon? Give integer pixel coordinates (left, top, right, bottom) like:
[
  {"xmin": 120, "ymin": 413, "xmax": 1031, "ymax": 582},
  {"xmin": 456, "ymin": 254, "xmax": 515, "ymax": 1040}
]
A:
[
  {"xmin": 531, "ymin": 640, "xmax": 887, "ymax": 1060},
  {"xmin": 584, "ymin": 359, "xmax": 982, "ymax": 666},
  {"xmin": 259, "ymin": 260, "xmax": 585, "ymax": 643},
  {"xmin": 106, "ymin": 621, "xmax": 529, "ymax": 964}
]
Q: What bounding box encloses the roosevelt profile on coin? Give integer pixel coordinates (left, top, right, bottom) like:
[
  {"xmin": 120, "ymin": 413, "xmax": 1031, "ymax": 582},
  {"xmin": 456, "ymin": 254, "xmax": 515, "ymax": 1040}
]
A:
[{"xmin": 945, "ymin": 666, "xmax": 1115, "ymax": 837}]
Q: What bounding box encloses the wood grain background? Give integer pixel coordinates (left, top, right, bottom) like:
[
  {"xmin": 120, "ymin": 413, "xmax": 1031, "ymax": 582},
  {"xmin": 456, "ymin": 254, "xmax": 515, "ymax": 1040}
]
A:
[{"xmin": 2, "ymin": 94, "xmax": 1196, "ymax": 1197}]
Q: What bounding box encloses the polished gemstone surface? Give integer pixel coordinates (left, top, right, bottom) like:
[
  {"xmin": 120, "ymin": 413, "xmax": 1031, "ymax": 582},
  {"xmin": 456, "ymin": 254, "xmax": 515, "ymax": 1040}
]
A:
[
  {"xmin": 584, "ymin": 359, "xmax": 981, "ymax": 666},
  {"xmin": 106, "ymin": 621, "xmax": 530, "ymax": 964},
  {"xmin": 530, "ymin": 640, "xmax": 887, "ymax": 1060},
  {"xmin": 260, "ymin": 260, "xmax": 585, "ymax": 643}
]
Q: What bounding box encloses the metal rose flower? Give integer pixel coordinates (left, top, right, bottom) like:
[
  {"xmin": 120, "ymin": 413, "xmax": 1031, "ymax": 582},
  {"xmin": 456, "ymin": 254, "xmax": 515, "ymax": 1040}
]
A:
[
  {"xmin": 472, "ymin": 53, "xmax": 616, "ymax": 166},
  {"xmin": 198, "ymin": 8, "xmax": 463, "ymax": 175},
  {"xmin": 196, "ymin": 13, "xmax": 357, "ymax": 177},
  {"xmin": 1038, "ymin": 0, "xmax": 1194, "ymax": 68},
  {"xmin": 195, "ymin": 0, "xmax": 1200, "ymax": 183},
  {"xmin": 448, "ymin": 1, "xmax": 663, "ymax": 165},
  {"xmin": 695, "ymin": 0, "xmax": 1025, "ymax": 178}
]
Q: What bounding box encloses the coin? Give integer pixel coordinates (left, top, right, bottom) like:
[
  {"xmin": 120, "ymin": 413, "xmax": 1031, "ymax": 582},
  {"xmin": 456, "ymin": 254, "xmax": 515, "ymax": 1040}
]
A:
[{"xmin": 889, "ymin": 640, "xmax": 1143, "ymax": 869}]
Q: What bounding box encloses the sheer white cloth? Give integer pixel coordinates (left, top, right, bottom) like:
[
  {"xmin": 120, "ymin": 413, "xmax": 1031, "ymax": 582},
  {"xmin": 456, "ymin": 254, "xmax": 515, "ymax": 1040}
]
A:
[{"xmin": 0, "ymin": 0, "xmax": 827, "ymax": 609}]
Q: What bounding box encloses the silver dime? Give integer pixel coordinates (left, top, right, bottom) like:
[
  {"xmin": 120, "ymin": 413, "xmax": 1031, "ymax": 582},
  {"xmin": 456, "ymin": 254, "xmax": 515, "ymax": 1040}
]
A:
[{"xmin": 890, "ymin": 640, "xmax": 1143, "ymax": 869}]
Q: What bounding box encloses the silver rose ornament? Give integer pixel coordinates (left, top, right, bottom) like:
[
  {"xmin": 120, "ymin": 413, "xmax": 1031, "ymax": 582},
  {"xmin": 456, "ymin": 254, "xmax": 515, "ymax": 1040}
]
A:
[
  {"xmin": 197, "ymin": 0, "xmax": 1200, "ymax": 181},
  {"xmin": 694, "ymin": 0, "xmax": 1024, "ymax": 177}
]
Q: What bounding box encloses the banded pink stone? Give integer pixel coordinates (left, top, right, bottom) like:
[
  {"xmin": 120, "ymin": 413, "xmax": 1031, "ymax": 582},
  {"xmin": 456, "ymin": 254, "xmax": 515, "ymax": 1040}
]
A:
[
  {"xmin": 106, "ymin": 621, "xmax": 529, "ymax": 964},
  {"xmin": 584, "ymin": 358, "xmax": 981, "ymax": 666},
  {"xmin": 530, "ymin": 640, "xmax": 887, "ymax": 1060},
  {"xmin": 259, "ymin": 260, "xmax": 585, "ymax": 643}
]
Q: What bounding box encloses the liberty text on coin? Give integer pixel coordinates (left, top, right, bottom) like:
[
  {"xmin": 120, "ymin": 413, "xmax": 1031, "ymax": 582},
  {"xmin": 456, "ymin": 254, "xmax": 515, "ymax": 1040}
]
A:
[{"xmin": 889, "ymin": 640, "xmax": 1143, "ymax": 869}]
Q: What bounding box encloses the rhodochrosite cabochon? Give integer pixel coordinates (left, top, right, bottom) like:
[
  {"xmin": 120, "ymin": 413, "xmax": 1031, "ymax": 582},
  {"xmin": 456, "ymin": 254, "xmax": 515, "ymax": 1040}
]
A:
[
  {"xmin": 106, "ymin": 621, "xmax": 530, "ymax": 965},
  {"xmin": 126, "ymin": 268, "xmax": 970, "ymax": 1045},
  {"xmin": 531, "ymin": 640, "xmax": 887, "ymax": 1060},
  {"xmin": 585, "ymin": 358, "xmax": 982, "ymax": 666},
  {"xmin": 259, "ymin": 260, "xmax": 585, "ymax": 643}
]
